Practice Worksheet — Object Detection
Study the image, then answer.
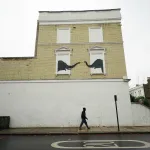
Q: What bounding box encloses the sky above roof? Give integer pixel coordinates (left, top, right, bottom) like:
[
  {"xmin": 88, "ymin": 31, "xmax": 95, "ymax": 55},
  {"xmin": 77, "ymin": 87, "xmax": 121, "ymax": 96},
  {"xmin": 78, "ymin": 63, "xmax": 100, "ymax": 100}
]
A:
[{"xmin": 0, "ymin": 0, "xmax": 150, "ymax": 87}]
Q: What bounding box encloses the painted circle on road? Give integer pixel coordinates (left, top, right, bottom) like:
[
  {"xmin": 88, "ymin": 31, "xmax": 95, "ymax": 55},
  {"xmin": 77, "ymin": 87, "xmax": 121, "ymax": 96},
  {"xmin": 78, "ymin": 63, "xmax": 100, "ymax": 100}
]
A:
[{"xmin": 51, "ymin": 140, "xmax": 150, "ymax": 149}]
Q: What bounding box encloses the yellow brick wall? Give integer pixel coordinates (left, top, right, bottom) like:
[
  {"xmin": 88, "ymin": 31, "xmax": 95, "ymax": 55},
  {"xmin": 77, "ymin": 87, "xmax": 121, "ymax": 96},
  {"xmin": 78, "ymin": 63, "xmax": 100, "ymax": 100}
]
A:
[
  {"xmin": 38, "ymin": 24, "xmax": 123, "ymax": 44},
  {"xmin": 0, "ymin": 23, "xmax": 127, "ymax": 80}
]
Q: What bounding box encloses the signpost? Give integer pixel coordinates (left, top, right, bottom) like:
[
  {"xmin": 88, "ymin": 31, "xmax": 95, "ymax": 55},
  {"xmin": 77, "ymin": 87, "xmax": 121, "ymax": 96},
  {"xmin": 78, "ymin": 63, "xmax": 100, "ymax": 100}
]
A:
[{"xmin": 114, "ymin": 95, "xmax": 120, "ymax": 132}]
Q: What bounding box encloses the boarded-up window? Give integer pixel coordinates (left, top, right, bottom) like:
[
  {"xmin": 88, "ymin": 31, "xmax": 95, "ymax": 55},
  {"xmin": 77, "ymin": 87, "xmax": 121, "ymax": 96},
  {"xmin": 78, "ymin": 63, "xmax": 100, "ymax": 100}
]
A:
[
  {"xmin": 56, "ymin": 52, "xmax": 70, "ymax": 75},
  {"xmin": 89, "ymin": 47, "xmax": 105, "ymax": 74},
  {"xmin": 57, "ymin": 28, "xmax": 70, "ymax": 43},
  {"xmin": 89, "ymin": 27, "xmax": 103, "ymax": 42}
]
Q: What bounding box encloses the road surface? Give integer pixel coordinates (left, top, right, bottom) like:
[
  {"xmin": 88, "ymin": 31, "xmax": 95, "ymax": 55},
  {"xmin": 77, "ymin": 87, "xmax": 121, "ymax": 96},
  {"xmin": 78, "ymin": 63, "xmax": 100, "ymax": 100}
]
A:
[{"xmin": 0, "ymin": 134, "xmax": 150, "ymax": 150}]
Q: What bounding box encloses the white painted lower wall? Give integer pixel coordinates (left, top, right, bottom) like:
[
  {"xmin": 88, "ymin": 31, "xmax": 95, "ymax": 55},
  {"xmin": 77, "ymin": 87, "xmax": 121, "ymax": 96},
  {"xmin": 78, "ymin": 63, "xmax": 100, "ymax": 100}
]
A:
[
  {"xmin": 131, "ymin": 103, "xmax": 150, "ymax": 126},
  {"xmin": 0, "ymin": 79, "xmax": 133, "ymax": 127}
]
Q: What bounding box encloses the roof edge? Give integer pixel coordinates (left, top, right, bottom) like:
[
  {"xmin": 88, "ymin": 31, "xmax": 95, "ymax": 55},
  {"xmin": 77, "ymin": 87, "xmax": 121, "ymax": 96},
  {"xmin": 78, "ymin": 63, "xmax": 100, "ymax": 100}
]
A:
[
  {"xmin": 129, "ymin": 84, "xmax": 144, "ymax": 90},
  {"xmin": 39, "ymin": 8, "xmax": 121, "ymax": 13},
  {"xmin": 0, "ymin": 57, "xmax": 34, "ymax": 60}
]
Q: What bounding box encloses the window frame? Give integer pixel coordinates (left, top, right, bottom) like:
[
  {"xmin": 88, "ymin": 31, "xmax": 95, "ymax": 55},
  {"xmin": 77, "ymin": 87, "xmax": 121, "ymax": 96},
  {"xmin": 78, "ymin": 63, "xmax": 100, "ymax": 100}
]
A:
[
  {"xmin": 55, "ymin": 47, "xmax": 72, "ymax": 75},
  {"xmin": 88, "ymin": 46, "xmax": 106, "ymax": 75},
  {"xmin": 88, "ymin": 27, "xmax": 103, "ymax": 43},
  {"xmin": 57, "ymin": 28, "xmax": 71, "ymax": 43}
]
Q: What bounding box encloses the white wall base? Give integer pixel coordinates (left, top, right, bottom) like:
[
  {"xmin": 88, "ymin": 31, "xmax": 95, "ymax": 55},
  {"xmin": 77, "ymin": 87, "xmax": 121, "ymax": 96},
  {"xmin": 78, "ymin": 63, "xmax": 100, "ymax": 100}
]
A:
[
  {"xmin": 131, "ymin": 103, "xmax": 150, "ymax": 126},
  {"xmin": 0, "ymin": 79, "xmax": 133, "ymax": 127}
]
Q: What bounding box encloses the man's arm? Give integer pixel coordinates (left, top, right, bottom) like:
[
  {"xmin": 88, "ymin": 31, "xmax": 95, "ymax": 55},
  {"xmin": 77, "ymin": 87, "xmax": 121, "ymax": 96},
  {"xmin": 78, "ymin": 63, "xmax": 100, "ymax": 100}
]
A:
[{"xmin": 85, "ymin": 113, "xmax": 88, "ymax": 120}]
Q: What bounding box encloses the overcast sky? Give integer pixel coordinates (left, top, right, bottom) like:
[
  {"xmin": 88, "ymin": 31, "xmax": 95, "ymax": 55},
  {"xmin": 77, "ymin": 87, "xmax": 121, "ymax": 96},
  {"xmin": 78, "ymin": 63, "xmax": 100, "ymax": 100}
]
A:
[{"xmin": 0, "ymin": 0, "xmax": 150, "ymax": 87}]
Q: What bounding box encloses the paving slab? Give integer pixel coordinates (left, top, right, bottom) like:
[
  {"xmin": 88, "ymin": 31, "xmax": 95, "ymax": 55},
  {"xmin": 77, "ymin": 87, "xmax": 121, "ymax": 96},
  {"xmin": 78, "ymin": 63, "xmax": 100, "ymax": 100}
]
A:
[
  {"xmin": 0, "ymin": 126, "xmax": 150, "ymax": 135},
  {"xmin": 101, "ymin": 126, "xmax": 112, "ymax": 132}
]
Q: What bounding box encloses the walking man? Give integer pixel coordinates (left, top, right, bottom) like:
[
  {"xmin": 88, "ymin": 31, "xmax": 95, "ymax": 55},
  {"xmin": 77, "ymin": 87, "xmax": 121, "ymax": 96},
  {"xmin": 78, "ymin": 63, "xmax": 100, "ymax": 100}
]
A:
[{"xmin": 79, "ymin": 107, "xmax": 90, "ymax": 130}]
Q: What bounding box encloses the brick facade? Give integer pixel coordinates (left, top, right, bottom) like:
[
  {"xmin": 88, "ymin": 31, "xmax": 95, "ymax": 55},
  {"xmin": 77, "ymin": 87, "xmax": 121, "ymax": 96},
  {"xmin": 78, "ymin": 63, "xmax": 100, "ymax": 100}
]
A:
[{"xmin": 0, "ymin": 14, "xmax": 127, "ymax": 80}]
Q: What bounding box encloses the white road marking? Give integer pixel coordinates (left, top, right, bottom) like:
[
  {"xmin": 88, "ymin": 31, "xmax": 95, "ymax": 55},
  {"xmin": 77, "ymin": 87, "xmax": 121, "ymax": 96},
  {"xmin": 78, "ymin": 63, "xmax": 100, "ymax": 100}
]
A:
[
  {"xmin": 51, "ymin": 140, "xmax": 150, "ymax": 149},
  {"xmin": 83, "ymin": 141, "xmax": 119, "ymax": 148}
]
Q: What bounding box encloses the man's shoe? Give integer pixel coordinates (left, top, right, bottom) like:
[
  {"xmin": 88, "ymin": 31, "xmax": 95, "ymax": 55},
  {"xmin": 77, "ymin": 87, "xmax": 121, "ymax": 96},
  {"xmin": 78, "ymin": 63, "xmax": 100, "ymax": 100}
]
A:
[{"xmin": 88, "ymin": 127, "xmax": 90, "ymax": 130}]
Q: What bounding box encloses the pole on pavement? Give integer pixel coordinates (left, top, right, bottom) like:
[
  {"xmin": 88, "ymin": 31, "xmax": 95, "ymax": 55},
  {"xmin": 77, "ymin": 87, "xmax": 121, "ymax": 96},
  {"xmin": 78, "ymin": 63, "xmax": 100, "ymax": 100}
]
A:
[{"xmin": 114, "ymin": 95, "xmax": 120, "ymax": 132}]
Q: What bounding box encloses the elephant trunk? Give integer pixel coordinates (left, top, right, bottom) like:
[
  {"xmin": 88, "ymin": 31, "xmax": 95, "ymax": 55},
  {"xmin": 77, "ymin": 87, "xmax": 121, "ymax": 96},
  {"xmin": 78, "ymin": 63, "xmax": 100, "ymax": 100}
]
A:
[
  {"xmin": 68, "ymin": 62, "xmax": 80, "ymax": 69},
  {"xmin": 84, "ymin": 61, "xmax": 92, "ymax": 68}
]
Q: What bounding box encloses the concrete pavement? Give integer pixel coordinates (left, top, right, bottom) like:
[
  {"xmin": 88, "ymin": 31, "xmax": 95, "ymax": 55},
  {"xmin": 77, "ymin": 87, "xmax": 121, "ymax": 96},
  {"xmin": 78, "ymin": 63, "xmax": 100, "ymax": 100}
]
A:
[{"xmin": 0, "ymin": 126, "xmax": 150, "ymax": 135}]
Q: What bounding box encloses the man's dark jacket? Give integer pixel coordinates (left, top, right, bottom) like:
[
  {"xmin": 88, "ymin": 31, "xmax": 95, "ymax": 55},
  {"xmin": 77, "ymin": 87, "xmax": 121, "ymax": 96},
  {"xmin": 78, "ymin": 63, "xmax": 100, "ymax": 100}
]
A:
[{"xmin": 81, "ymin": 110, "xmax": 87, "ymax": 120}]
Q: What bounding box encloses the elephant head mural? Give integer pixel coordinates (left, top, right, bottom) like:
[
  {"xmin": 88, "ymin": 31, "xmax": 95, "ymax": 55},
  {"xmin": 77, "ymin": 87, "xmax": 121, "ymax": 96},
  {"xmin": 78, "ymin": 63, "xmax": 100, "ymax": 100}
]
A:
[
  {"xmin": 84, "ymin": 59, "xmax": 104, "ymax": 73},
  {"xmin": 57, "ymin": 59, "xmax": 104, "ymax": 73},
  {"xmin": 58, "ymin": 60, "xmax": 80, "ymax": 71}
]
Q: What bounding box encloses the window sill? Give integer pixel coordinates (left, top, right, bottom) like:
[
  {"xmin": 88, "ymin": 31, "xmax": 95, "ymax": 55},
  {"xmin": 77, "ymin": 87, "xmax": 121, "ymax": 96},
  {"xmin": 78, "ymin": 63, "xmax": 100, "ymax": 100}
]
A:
[
  {"xmin": 89, "ymin": 41, "xmax": 104, "ymax": 43},
  {"xmin": 56, "ymin": 73, "xmax": 71, "ymax": 76},
  {"xmin": 56, "ymin": 42, "xmax": 71, "ymax": 44}
]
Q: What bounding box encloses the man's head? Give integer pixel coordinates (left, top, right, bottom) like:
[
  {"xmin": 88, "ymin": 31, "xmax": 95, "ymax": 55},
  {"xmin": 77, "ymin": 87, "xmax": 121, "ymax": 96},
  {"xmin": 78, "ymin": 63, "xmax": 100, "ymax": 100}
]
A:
[{"xmin": 83, "ymin": 107, "xmax": 86, "ymax": 111}]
